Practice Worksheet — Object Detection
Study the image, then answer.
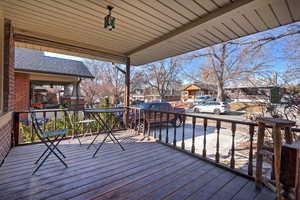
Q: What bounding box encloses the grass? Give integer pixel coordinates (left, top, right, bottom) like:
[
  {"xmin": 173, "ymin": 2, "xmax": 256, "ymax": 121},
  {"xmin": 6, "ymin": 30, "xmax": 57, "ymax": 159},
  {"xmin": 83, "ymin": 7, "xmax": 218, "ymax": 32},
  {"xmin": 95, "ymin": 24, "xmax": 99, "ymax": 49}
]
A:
[{"xmin": 229, "ymin": 102, "xmax": 266, "ymax": 113}]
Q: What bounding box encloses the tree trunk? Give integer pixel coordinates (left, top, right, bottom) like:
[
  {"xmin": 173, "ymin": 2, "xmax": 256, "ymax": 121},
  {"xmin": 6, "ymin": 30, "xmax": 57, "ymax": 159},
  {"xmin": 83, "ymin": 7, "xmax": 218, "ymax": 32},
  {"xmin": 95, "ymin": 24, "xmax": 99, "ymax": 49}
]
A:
[{"xmin": 216, "ymin": 81, "xmax": 225, "ymax": 101}]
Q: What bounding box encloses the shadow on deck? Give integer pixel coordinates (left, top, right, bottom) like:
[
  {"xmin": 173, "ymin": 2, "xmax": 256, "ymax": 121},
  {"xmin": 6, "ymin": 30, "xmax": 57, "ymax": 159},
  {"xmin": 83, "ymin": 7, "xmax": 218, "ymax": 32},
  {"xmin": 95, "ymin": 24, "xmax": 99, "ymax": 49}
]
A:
[{"xmin": 0, "ymin": 131, "xmax": 275, "ymax": 200}]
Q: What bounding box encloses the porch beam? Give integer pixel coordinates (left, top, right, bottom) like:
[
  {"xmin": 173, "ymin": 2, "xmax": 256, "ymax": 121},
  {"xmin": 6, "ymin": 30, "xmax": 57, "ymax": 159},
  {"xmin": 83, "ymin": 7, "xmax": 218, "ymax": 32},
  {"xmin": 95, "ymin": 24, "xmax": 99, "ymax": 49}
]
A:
[
  {"xmin": 14, "ymin": 33, "xmax": 128, "ymax": 64},
  {"xmin": 125, "ymin": 0, "xmax": 254, "ymax": 56}
]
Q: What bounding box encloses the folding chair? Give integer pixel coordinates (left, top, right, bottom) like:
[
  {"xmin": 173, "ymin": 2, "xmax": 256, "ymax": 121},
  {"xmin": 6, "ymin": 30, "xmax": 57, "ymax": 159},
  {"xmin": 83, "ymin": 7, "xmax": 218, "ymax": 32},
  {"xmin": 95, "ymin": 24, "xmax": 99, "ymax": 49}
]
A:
[
  {"xmin": 65, "ymin": 110, "xmax": 83, "ymax": 145},
  {"xmin": 31, "ymin": 112, "xmax": 68, "ymax": 175}
]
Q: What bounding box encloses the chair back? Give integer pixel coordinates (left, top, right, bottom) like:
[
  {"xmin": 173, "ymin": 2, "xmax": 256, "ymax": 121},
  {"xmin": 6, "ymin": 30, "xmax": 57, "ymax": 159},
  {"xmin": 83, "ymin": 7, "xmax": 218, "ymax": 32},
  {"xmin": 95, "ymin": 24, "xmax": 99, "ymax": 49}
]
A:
[{"xmin": 31, "ymin": 111, "xmax": 68, "ymax": 138}]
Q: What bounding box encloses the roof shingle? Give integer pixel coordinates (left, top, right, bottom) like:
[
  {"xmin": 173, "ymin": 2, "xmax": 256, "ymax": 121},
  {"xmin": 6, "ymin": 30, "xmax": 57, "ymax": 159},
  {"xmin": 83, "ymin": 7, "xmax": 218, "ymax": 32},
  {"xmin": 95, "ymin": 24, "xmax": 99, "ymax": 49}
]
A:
[{"xmin": 15, "ymin": 48, "xmax": 94, "ymax": 78}]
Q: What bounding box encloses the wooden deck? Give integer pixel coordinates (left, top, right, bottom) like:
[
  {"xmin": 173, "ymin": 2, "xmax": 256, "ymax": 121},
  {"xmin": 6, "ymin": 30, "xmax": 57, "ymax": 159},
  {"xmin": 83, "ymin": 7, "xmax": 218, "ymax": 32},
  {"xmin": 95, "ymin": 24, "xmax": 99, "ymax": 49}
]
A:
[{"xmin": 0, "ymin": 131, "xmax": 275, "ymax": 200}]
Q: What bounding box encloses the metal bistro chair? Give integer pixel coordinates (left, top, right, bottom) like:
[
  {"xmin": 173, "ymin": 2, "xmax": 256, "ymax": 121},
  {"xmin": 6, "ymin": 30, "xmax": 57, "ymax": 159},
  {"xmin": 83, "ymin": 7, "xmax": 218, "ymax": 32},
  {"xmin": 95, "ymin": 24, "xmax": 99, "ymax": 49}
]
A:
[
  {"xmin": 65, "ymin": 109, "xmax": 96, "ymax": 145},
  {"xmin": 31, "ymin": 112, "xmax": 68, "ymax": 175}
]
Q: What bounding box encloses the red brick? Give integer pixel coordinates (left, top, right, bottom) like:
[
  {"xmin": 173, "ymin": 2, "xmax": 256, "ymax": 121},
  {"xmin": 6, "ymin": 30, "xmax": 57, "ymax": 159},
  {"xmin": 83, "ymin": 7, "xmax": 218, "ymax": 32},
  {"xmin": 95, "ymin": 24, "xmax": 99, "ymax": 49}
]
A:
[{"xmin": 14, "ymin": 73, "xmax": 30, "ymax": 111}]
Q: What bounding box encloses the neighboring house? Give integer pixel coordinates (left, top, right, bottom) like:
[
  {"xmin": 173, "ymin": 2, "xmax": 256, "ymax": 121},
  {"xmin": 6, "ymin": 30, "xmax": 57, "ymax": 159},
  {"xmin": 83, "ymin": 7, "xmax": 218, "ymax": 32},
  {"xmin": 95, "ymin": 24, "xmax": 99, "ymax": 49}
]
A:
[
  {"xmin": 131, "ymin": 88, "xmax": 145, "ymax": 102},
  {"xmin": 15, "ymin": 48, "xmax": 94, "ymax": 111},
  {"xmin": 131, "ymin": 87, "xmax": 181, "ymax": 102},
  {"xmin": 182, "ymin": 82, "xmax": 216, "ymax": 101},
  {"xmin": 224, "ymin": 76, "xmax": 284, "ymax": 102}
]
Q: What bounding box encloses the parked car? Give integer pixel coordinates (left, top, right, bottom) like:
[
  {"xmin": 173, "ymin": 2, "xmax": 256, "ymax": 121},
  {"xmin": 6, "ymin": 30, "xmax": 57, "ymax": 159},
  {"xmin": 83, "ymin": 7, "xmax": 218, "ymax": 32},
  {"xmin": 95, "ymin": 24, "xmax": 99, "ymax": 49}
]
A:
[
  {"xmin": 130, "ymin": 102, "xmax": 185, "ymax": 129},
  {"xmin": 193, "ymin": 101, "xmax": 229, "ymax": 114},
  {"xmin": 194, "ymin": 96, "xmax": 216, "ymax": 104}
]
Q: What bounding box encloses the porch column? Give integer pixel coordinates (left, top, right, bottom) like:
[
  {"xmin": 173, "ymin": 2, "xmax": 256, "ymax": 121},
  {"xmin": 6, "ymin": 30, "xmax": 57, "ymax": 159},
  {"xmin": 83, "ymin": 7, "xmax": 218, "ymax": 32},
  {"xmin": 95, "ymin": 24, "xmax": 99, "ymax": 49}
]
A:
[
  {"xmin": 3, "ymin": 18, "xmax": 15, "ymax": 112},
  {"xmin": 124, "ymin": 57, "xmax": 130, "ymax": 128}
]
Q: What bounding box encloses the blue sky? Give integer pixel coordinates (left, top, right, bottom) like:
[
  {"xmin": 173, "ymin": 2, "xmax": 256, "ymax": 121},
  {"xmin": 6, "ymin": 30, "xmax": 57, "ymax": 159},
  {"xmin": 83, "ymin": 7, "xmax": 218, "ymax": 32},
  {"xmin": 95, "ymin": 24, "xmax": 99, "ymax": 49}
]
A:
[{"xmin": 182, "ymin": 22, "xmax": 300, "ymax": 75}]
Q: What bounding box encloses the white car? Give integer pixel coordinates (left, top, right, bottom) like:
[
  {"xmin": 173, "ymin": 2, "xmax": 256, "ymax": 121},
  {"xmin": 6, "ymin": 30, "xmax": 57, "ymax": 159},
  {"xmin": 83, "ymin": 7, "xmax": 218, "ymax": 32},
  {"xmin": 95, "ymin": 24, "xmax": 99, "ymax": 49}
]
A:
[
  {"xmin": 193, "ymin": 101, "xmax": 229, "ymax": 114},
  {"xmin": 194, "ymin": 96, "xmax": 211, "ymax": 104}
]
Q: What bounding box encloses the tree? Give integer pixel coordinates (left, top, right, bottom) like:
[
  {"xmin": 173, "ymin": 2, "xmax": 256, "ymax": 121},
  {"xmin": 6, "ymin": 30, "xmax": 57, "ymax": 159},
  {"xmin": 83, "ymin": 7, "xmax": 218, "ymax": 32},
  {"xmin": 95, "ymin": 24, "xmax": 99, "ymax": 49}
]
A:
[
  {"xmin": 144, "ymin": 58, "xmax": 183, "ymax": 100},
  {"xmin": 81, "ymin": 60, "xmax": 147, "ymax": 106},
  {"xmin": 80, "ymin": 60, "xmax": 112, "ymax": 106},
  {"xmin": 186, "ymin": 42, "xmax": 270, "ymax": 101}
]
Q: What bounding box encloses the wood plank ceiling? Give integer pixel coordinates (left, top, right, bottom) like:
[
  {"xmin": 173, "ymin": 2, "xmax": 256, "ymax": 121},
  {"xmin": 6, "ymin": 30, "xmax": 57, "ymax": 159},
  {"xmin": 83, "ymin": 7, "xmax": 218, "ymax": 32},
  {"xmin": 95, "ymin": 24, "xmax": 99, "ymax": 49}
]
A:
[{"xmin": 1, "ymin": 0, "xmax": 300, "ymax": 65}]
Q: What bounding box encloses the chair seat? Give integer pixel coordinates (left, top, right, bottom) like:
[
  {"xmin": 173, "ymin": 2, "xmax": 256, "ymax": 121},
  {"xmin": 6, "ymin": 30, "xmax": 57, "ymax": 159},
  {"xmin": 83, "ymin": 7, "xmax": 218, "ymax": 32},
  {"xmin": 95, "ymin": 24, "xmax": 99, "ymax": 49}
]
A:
[
  {"xmin": 43, "ymin": 129, "xmax": 68, "ymax": 138},
  {"xmin": 77, "ymin": 119, "xmax": 95, "ymax": 124}
]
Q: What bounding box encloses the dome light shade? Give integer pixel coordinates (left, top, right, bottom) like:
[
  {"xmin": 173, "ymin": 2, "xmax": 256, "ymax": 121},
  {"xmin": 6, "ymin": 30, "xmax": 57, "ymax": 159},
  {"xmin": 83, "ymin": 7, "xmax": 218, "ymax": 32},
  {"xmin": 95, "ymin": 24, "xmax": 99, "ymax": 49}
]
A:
[{"xmin": 104, "ymin": 6, "xmax": 115, "ymax": 31}]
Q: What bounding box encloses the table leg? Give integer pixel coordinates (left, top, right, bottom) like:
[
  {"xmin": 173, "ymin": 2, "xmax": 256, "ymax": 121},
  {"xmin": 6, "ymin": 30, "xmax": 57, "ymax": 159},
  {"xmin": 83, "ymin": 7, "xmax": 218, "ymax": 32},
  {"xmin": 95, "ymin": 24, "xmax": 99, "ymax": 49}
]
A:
[
  {"xmin": 92, "ymin": 134, "xmax": 110, "ymax": 158},
  {"xmin": 87, "ymin": 129, "xmax": 101, "ymax": 150},
  {"xmin": 110, "ymin": 132, "xmax": 125, "ymax": 151}
]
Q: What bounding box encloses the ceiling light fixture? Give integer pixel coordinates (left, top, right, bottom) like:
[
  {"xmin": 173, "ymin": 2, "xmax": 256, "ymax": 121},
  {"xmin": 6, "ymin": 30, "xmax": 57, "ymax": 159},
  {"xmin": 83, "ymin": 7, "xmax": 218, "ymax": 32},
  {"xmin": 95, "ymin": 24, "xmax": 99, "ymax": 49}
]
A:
[{"xmin": 104, "ymin": 5, "xmax": 115, "ymax": 31}]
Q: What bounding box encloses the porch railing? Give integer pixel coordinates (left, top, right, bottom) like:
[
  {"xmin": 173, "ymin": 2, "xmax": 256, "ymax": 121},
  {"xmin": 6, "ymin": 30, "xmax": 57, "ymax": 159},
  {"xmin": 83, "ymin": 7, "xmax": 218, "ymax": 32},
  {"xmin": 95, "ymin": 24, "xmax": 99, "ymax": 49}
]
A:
[
  {"xmin": 126, "ymin": 106, "xmax": 300, "ymax": 191},
  {"xmin": 11, "ymin": 106, "xmax": 300, "ymax": 197},
  {"xmin": 13, "ymin": 108, "xmax": 125, "ymax": 145}
]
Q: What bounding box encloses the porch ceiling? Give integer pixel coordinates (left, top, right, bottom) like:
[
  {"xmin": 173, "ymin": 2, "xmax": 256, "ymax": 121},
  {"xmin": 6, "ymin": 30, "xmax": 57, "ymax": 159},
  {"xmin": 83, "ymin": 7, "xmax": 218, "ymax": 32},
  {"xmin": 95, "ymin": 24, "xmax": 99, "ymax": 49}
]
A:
[{"xmin": 1, "ymin": 0, "xmax": 300, "ymax": 65}]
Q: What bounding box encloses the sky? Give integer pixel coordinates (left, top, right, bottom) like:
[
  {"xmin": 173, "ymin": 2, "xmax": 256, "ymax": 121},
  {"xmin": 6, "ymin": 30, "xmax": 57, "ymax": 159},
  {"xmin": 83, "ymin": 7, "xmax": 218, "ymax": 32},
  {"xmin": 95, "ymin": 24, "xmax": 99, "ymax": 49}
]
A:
[
  {"xmin": 182, "ymin": 21, "xmax": 300, "ymax": 74},
  {"xmin": 44, "ymin": 21, "xmax": 300, "ymax": 83}
]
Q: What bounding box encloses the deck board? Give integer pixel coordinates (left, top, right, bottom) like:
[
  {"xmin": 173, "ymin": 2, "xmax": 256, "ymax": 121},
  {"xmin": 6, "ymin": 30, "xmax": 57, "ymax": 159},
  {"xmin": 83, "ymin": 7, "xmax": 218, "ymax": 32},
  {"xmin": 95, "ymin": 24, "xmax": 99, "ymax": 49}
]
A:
[{"xmin": 0, "ymin": 131, "xmax": 275, "ymax": 200}]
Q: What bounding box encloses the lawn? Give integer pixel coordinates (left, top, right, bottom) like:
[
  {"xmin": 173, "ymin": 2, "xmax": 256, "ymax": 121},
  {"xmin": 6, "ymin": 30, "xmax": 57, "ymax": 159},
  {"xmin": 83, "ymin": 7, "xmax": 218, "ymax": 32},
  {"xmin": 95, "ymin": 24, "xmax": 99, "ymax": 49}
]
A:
[{"xmin": 229, "ymin": 102, "xmax": 266, "ymax": 113}]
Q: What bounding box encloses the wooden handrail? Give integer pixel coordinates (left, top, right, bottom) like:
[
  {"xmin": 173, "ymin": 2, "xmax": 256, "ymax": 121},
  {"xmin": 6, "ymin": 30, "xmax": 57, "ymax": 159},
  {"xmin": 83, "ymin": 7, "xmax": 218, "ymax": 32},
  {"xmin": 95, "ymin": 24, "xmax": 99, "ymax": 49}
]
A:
[
  {"xmin": 127, "ymin": 106, "xmax": 300, "ymax": 131},
  {"xmin": 127, "ymin": 106, "xmax": 300, "ymax": 197}
]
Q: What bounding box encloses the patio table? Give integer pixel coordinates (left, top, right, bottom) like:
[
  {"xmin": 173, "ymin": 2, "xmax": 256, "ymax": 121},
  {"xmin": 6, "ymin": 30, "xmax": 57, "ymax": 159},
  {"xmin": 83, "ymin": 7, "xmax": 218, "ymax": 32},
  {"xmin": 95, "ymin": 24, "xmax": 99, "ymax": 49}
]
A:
[{"xmin": 85, "ymin": 108, "xmax": 125, "ymax": 157}]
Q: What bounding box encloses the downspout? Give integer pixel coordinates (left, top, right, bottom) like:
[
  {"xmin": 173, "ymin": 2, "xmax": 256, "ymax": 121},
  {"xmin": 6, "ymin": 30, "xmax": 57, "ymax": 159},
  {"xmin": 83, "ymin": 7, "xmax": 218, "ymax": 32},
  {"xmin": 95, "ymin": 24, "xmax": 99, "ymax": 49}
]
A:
[{"xmin": 76, "ymin": 77, "xmax": 82, "ymax": 106}]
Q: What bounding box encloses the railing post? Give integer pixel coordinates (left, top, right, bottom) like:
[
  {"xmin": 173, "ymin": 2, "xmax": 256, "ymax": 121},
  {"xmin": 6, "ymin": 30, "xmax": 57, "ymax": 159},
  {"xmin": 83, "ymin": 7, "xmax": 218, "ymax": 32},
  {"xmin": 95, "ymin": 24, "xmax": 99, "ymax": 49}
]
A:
[
  {"xmin": 147, "ymin": 110, "xmax": 151, "ymax": 140},
  {"xmin": 215, "ymin": 120, "xmax": 221, "ymax": 163},
  {"xmin": 12, "ymin": 112, "xmax": 20, "ymax": 146},
  {"xmin": 281, "ymin": 144, "xmax": 298, "ymax": 200},
  {"xmin": 191, "ymin": 116, "xmax": 196, "ymax": 153},
  {"xmin": 166, "ymin": 113, "xmax": 169, "ymax": 144},
  {"xmin": 31, "ymin": 116, "xmax": 34, "ymax": 142},
  {"xmin": 159, "ymin": 112, "xmax": 162, "ymax": 142},
  {"xmin": 230, "ymin": 123, "xmax": 236, "ymax": 169},
  {"xmin": 181, "ymin": 115, "xmax": 185, "ymax": 150},
  {"xmin": 143, "ymin": 110, "xmax": 146, "ymax": 136},
  {"xmin": 203, "ymin": 118, "xmax": 207, "ymax": 158},
  {"xmin": 154, "ymin": 111, "xmax": 157, "ymax": 139},
  {"xmin": 134, "ymin": 109, "xmax": 137, "ymax": 133},
  {"xmin": 273, "ymin": 124, "xmax": 283, "ymax": 200},
  {"xmin": 43, "ymin": 111, "xmax": 46, "ymax": 132},
  {"xmin": 173, "ymin": 113, "xmax": 177, "ymax": 147},
  {"xmin": 138, "ymin": 109, "xmax": 141, "ymax": 134},
  {"xmin": 256, "ymin": 118, "xmax": 295, "ymax": 200},
  {"xmin": 255, "ymin": 122, "xmax": 265, "ymax": 189},
  {"xmin": 54, "ymin": 111, "xmax": 57, "ymax": 130},
  {"xmin": 64, "ymin": 110, "xmax": 67, "ymax": 129},
  {"xmin": 248, "ymin": 124, "xmax": 255, "ymax": 176}
]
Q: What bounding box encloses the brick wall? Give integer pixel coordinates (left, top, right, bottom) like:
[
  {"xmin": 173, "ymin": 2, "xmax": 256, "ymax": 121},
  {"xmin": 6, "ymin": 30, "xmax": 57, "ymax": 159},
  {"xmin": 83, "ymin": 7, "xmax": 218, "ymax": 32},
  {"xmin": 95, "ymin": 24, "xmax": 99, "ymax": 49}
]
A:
[
  {"xmin": 0, "ymin": 18, "xmax": 15, "ymax": 165},
  {"xmin": 0, "ymin": 114, "xmax": 12, "ymax": 165},
  {"xmin": 15, "ymin": 73, "xmax": 29, "ymax": 111}
]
